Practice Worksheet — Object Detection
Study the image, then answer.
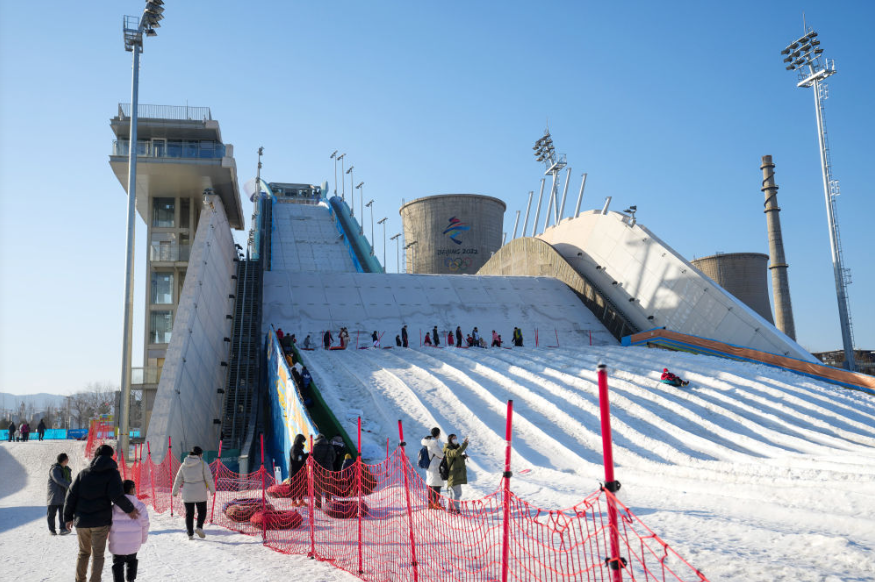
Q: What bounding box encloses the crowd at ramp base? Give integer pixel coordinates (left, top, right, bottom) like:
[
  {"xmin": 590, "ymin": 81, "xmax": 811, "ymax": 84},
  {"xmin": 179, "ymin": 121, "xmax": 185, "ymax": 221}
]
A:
[{"xmin": 105, "ymin": 412, "xmax": 709, "ymax": 582}]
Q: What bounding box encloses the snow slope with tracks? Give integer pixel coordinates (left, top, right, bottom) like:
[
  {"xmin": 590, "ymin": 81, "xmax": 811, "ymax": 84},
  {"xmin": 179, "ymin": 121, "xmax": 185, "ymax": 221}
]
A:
[{"xmin": 302, "ymin": 343, "xmax": 875, "ymax": 581}]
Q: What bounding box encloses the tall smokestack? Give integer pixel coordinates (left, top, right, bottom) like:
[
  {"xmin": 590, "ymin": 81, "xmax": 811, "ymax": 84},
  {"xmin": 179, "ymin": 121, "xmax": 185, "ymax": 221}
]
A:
[{"xmin": 760, "ymin": 155, "xmax": 796, "ymax": 340}]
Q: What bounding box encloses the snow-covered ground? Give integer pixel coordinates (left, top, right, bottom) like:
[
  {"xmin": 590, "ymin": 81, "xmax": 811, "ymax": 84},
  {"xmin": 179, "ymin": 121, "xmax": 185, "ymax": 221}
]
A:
[
  {"xmin": 302, "ymin": 344, "xmax": 875, "ymax": 581},
  {"xmin": 0, "ymin": 440, "xmax": 357, "ymax": 581}
]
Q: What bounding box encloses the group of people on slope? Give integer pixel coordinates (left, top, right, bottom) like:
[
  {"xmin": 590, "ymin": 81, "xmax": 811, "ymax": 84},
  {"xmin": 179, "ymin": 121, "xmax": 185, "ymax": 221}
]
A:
[
  {"xmin": 397, "ymin": 325, "xmax": 525, "ymax": 350},
  {"xmin": 420, "ymin": 427, "xmax": 470, "ymax": 514},
  {"xmin": 7, "ymin": 418, "xmax": 49, "ymax": 442},
  {"xmin": 53, "ymin": 442, "xmax": 216, "ymax": 581},
  {"xmin": 277, "ymin": 326, "xmax": 315, "ymax": 350},
  {"xmin": 287, "ymin": 432, "xmax": 352, "ymax": 508}
]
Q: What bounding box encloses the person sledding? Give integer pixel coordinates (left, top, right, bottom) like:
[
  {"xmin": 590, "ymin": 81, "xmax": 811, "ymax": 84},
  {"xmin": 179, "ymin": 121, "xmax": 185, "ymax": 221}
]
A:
[{"xmin": 660, "ymin": 368, "xmax": 689, "ymax": 387}]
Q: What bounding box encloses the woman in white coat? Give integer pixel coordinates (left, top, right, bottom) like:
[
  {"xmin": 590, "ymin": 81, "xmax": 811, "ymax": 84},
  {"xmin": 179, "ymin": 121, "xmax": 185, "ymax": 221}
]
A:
[
  {"xmin": 109, "ymin": 480, "xmax": 149, "ymax": 582},
  {"xmin": 420, "ymin": 427, "xmax": 445, "ymax": 510},
  {"xmin": 172, "ymin": 446, "xmax": 216, "ymax": 540}
]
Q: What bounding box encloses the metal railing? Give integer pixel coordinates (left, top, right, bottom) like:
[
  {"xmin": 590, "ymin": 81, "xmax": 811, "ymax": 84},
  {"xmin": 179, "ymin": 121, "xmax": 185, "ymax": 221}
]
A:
[
  {"xmin": 132, "ymin": 367, "xmax": 162, "ymax": 385},
  {"xmin": 112, "ymin": 140, "xmax": 226, "ymax": 160},
  {"xmin": 117, "ymin": 103, "xmax": 212, "ymax": 121},
  {"xmin": 149, "ymin": 241, "xmax": 191, "ymax": 262}
]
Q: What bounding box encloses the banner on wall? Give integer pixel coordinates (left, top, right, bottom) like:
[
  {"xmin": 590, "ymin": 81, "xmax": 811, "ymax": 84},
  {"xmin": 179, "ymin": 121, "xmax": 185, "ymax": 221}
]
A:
[{"xmin": 267, "ymin": 327, "xmax": 318, "ymax": 478}]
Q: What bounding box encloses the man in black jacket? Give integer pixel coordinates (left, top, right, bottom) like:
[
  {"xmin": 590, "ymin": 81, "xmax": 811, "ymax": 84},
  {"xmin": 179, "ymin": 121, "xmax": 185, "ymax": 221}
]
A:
[
  {"xmin": 64, "ymin": 444, "xmax": 139, "ymax": 582},
  {"xmin": 47, "ymin": 452, "xmax": 72, "ymax": 535},
  {"xmin": 311, "ymin": 434, "xmax": 336, "ymax": 508}
]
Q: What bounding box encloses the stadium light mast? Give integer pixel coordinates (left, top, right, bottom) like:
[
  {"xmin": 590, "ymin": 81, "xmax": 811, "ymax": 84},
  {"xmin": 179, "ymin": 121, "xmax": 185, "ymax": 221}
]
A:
[
  {"xmin": 119, "ymin": 0, "xmax": 165, "ymax": 457},
  {"xmin": 781, "ymin": 23, "xmax": 856, "ymax": 371},
  {"xmin": 346, "ymin": 165, "xmax": 355, "ymax": 217},
  {"xmin": 337, "ymin": 153, "xmax": 346, "ymax": 201},
  {"xmin": 330, "ymin": 150, "xmax": 338, "ymax": 196},
  {"xmin": 532, "ymin": 129, "xmax": 567, "ymax": 234},
  {"xmin": 365, "ymin": 197, "xmax": 374, "ymax": 250},
  {"xmin": 390, "ymin": 233, "xmax": 401, "ymax": 273},
  {"xmin": 357, "ymin": 182, "xmax": 367, "ymax": 235}
]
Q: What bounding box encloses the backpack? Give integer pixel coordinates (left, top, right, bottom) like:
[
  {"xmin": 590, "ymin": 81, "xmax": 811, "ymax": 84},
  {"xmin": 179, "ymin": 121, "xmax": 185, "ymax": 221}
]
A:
[
  {"xmin": 417, "ymin": 446, "xmax": 431, "ymax": 469},
  {"xmin": 439, "ymin": 457, "xmax": 450, "ymax": 481}
]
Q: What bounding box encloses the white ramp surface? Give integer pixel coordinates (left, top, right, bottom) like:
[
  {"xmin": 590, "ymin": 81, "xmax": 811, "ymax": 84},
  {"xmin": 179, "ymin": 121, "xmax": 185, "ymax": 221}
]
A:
[
  {"xmin": 262, "ymin": 272, "xmax": 616, "ymax": 345},
  {"xmin": 270, "ymin": 201, "xmax": 355, "ymax": 272}
]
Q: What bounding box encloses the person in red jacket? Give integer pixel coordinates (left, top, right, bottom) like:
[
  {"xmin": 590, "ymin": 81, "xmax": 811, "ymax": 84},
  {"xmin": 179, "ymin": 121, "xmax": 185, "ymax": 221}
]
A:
[{"xmin": 660, "ymin": 368, "xmax": 689, "ymax": 387}]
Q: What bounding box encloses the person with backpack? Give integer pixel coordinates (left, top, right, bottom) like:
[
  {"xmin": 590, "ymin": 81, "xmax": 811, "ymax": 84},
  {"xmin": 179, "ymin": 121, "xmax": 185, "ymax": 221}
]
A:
[
  {"xmin": 419, "ymin": 427, "xmax": 445, "ymax": 510},
  {"xmin": 47, "ymin": 452, "xmax": 72, "ymax": 535},
  {"xmin": 171, "ymin": 446, "xmax": 216, "ymax": 540},
  {"xmin": 443, "ymin": 434, "xmax": 470, "ymax": 514},
  {"xmin": 289, "ymin": 434, "xmax": 308, "ymax": 507},
  {"xmin": 108, "ymin": 480, "xmax": 149, "ymax": 582}
]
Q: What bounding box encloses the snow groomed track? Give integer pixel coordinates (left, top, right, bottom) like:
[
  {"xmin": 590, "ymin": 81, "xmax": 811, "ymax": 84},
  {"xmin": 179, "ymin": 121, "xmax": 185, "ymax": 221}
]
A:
[{"xmin": 299, "ymin": 343, "xmax": 875, "ymax": 581}]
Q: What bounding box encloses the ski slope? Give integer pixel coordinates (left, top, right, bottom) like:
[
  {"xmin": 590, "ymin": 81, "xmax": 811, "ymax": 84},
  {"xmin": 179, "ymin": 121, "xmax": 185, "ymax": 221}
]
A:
[{"xmin": 301, "ymin": 344, "xmax": 875, "ymax": 581}]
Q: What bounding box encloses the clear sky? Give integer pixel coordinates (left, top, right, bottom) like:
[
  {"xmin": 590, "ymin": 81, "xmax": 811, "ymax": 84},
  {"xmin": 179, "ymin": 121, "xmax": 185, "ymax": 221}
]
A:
[{"xmin": 1, "ymin": 1, "xmax": 872, "ymax": 396}]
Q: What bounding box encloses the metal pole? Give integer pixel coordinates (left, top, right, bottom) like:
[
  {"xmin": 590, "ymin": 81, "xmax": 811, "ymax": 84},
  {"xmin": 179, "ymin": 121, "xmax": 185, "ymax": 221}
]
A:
[
  {"xmin": 349, "ymin": 168, "xmax": 355, "ymax": 217},
  {"xmin": 597, "ymin": 364, "xmax": 624, "ymax": 581},
  {"xmin": 521, "ymin": 191, "xmax": 533, "ymax": 237},
  {"xmin": 119, "ymin": 31, "xmax": 144, "ymax": 460},
  {"xmin": 574, "ymin": 173, "xmax": 588, "ymax": 218},
  {"xmin": 511, "ymin": 210, "xmax": 520, "ymax": 240},
  {"xmin": 500, "ymin": 400, "xmax": 514, "ymax": 582},
  {"xmin": 397, "ymin": 420, "xmax": 419, "ymax": 581},
  {"xmin": 360, "ymin": 185, "xmax": 365, "ymax": 234},
  {"xmin": 531, "ymin": 179, "xmax": 545, "ymax": 237},
  {"xmin": 356, "ymin": 417, "xmax": 363, "ymax": 574},
  {"xmin": 378, "ymin": 218, "xmax": 387, "ymax": 267},
  {"xmin": 339, "ymin": 155, "xmax": 346, "ymax": 202},
  {"xmin": 812, "ymin": 78, "xmax": 856, "ymax": 371},
  {"xmin": 542, "ymin": 173, "xmax": 556, "ymax": 234},
  {"xmin": 367, "ymin": 201, "xmax": 374, "ymax": 253},
  {"xmin": 557, "ymin": 167, "xmax": 572, "ymax": 223}
]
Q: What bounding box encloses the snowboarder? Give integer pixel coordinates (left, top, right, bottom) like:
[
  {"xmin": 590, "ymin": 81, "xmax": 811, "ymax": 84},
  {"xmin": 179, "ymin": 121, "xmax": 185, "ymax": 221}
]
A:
[
  {"xmin": 420, "ymin": 428, "xmax": 445, "ymax": 510},
  {"xmin": 443, "ymin": 434, "xmax": 470, "ymax": 514},
  {"xmin": 289, "ymin": 434, "xmax": 308, "ymax": 507},
  {"xmin": 401, "ymin": 325, "xmax": 409, "ymax": 348},
  {"xmin": 432, "ymin": 326, "xmax": 440, "ymax": 346},
  {"xmin": 171, "ymin": 446, "xmax": 216, "ymax": 540},
  {"xmin": 38, "ymin": 419, "xmax": 47, "ymax": 441},
  {"xmin": 455, "ymin": 326, "xmax": 463, "ymax": 348},
  {"xmin": 108, "ymin": 480, "xmax": 149, "ymax": 582},
  {"xmin": 311, "ymin": 434, "xmax": 336, "ymax": 508},
  {"xmin": 64, "ymin": 444, "xmax": 139, "ymax": 582},
  {"xmin": 323, "ymin": 330, "xmax": 333, "ymax": 349},
  {"xmin": 660, "ymin": 368, "xmax": 689, "ymax": 387},
  {"xmin": 47, "ymin": 452, "xmax": 72, "ymax": 535}
]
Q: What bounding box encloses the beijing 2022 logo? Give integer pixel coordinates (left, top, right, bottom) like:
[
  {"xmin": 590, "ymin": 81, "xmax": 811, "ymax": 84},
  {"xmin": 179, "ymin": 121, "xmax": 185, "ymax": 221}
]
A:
[{"xmin": 443, "ymin": 216, "xmax": 470, "ymax": 245}]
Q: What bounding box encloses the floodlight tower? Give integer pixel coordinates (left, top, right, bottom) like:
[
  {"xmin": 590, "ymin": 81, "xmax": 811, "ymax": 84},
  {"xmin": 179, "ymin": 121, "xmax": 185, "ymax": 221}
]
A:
[
  {"xmin": 532, "ymin": 130, "xmax": 567, "ymax": 234},
  {"xmin": 781, "ymin": 24, "xmax": 856, "ymax": 371},
  {"xmin": 119, "ymin": 0, "xmax": 165, "ymax": 457}
]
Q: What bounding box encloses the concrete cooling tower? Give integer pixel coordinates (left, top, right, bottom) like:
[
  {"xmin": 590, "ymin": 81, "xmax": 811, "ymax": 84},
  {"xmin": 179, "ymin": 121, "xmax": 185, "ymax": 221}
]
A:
[
  {"xmin": 691, "ymin": 253, "xmax": 774, "ymax": 324},
  {"xmin": 399, "ymin": 194, "xmax": 506, "ymax": 274}
]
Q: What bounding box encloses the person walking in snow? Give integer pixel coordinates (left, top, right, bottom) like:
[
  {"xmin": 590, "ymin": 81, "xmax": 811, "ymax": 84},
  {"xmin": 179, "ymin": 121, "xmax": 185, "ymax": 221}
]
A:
[
  {"xmin": 108, "ymin": 480, "xmax": 149, "ymax": 582},
  {"xmin": 471, "ymin": 327, "xmax": 481, "ymax": 348},
  {"xmin": 432, "ymin": 326, "xmax": 440, "ymax": 346},
  {"xmin": 447, "ymin": 331, "xmax": 454, "ymax": 346},
  {"xmin": 660, "ymin": 368, "xmax": 689, "ymax": 387},
  {"xmin": 289, "ymin": 434, "xmax": 308, "ymax": 506},
  {"xmin": 401, "ymin": 325, "xmax": 409, "ymax": 348},
  {"xmin": 20, "ymin": 421, "xmax": 30, "ymax": 442},
  {"xmin": 38, "ymin": 419, "xmax": 47, "ymax": 441},
  {"xmin": 171, "ymin": 446, "xmax": 216, "ymax": 540},
  {"xmin": 420, "ymin": 427, "xmax": 445, "ymax": 510},
  {"xmin": 513, "ymin": 327, "xmax": 524, "ymax": 347},
  {"xmin": 339, "ymin": 327, "xmax": 350, "ymax": 349},
  {"xmin": 47, "ymin": 452, "xmax": 72, "ymax": 535},
  {"xmin": 491, "ymin": 330, "xmax": 500, "ymax": 347},
  {"xmin": 455, "ymin": 326, "xmax": 463, "ymax": 348},
  {"xmin": 323, "ymin": 329, "xmax": 333, "ymax": 349},
  {"xmin": 7, "ymin": 421, "xmax": 14, "ymax": 442},
  {"xmin": 372, "ymin": 330, "xmax": 380, "ymax": 348},
  {"xmin": 64, "ymin": 444, "xmax": 139, "ymax": 582},
  {"xmin": 443, "ymin": 434, "xmax": 470, "ymax": 514},
  {"xmin": 303, "ymin": 334, "xmax": 312, "ymax": 349},
  {"xmin": 311, "ymin": 434, "xmax": 337, "ymax": 508}
]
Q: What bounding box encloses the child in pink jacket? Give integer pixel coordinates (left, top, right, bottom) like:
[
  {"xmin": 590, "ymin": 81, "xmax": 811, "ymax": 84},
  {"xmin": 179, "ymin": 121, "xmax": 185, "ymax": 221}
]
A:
[{"xmin": 109, "ymin": 480, "xmax": 149, "ymax": 582}]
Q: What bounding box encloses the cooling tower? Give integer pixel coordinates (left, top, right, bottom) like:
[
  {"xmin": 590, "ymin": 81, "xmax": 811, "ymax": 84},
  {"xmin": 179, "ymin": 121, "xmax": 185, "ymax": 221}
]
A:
[
  {"xmin": 691, "ymin": 253, "xmax": 774, "ymax": 324},
  {"xmin": 399, "ymin": 194, "xmax": 506, "ymax": 274},
  {"xmin": 760, "ymin": 155, "xmax": 797, "ymax": 340}
]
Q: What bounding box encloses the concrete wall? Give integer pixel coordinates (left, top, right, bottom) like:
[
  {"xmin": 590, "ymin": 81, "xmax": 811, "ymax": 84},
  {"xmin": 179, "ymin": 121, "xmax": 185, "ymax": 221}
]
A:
[
  {"xmin": 262, "ymin": 272, "xmax": 615, "ymax": 347},
  {"xmin": 691, "ymin": 253, "xmax": 773, "ymax": 324},
  {"xmin": 399, "ymin": 194, "xmax": 505, "ymax": 274},
  {"xmin": 146, "ymin": 193, "xmax": 237, "ymax": 462},
  {"xmin": 537, "ymin": 211, "xmax": 815, "ymax": 362}
]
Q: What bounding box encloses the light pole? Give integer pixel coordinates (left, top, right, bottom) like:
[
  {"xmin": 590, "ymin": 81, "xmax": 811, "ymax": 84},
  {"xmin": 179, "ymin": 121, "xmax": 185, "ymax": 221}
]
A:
[
  {"xmin": 330, "ymin": 150, "xmax": 338, "ymax": 196},
  {"xmin": 781, "ymin": 24, "xmax": 856, "ymax": 371},
  {"xmin": 390, "ymin": 233, "xmax": 401, "ymax": 273},
  {"xmin": 405, "ymin": 240, "xmax": 418, "ymax": 274},
  {"xmin": 356, "ymin": 182, "xmax": 366, "ymax": 235},
  {"xmin": 533, "ymin": 130, "xmax": 567, "ymax": 233},
  {"xmin": 346, "ymin": 165, "xmax": 354, "ymax": 216},
  {"xmin": 337, "ymin": 153, "xmax": 346, "ymax": 201},
  {"xmin": 119, "ymin": 0, "xmax": 164, "ymax": 457},
  {"xmin": 365, "ymin": 198, "xmax": 374, "ymax": 251},
  {"xmin": 377, "ymin": 217, "xmax": 387, "ymax": 265}
]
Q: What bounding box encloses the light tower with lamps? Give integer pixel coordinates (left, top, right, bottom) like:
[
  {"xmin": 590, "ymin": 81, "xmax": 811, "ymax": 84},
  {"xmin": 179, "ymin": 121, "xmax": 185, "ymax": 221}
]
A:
[
  {"xmin": 337, "ymin": 153, "xmax": 346, "ymax": 201},
  {"xmin": 118, "ymin": 0, "xmax": 165, "ymax": 457},
  {"xmin": 346, "ymin": 165, "xmax": 355, "ymax": 216},
  {"xmin": 390, "ymin": 233, "xmax": 401, "ymax": 273},
  {"xmin": 330, "ymin": 150, "xmax": 338, "ymax": 196},
  {"xmin": 377, "ymin": 217, "xmax": 387, "ymax": 265},
  {"xmin": 532, "ymin": 130, "xmax": 567, "ymax": 234},
  {"xmin": 781, "ymin": 23, "xmax": 856, "ymax": 371},
  {"xmin": 365, "ymin": 198, "xmax": 374, "ymax": 249}
]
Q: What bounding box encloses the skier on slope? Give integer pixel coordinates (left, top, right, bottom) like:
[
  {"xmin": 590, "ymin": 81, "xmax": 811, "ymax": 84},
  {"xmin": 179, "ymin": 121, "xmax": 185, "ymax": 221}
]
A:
[{"xmin": 660, "ymin": 368, "xmax": 689, "ymax": 387}]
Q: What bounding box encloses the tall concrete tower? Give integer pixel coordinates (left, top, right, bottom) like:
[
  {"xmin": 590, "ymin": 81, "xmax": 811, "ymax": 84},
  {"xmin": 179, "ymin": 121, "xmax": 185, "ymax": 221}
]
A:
[{"xmin": 760, "ymin": 155, "xmax": 796, "ymax": 340}]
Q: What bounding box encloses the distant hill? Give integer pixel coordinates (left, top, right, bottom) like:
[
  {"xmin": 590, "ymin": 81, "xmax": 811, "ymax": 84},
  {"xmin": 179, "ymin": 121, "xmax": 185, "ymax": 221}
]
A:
[{"xmin": 0, "ymin": 392, "xmax": 69, "ymax": 411}]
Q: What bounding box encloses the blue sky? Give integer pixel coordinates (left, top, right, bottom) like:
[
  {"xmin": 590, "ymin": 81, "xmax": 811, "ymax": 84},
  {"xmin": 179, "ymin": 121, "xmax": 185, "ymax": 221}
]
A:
[{"xmin": 1, "ymin": 1, "xmax": 872, "ymax": 395}]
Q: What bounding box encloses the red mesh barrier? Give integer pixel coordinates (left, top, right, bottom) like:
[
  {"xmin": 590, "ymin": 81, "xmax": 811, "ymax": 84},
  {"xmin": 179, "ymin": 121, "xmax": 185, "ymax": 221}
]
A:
[
  {"xmin": 84, "ymin": 421, "xmax": 116, "ymax": 458},
  {"xmin": 129, "ymin": 444, "xmax": 708, "ymax": 581}
]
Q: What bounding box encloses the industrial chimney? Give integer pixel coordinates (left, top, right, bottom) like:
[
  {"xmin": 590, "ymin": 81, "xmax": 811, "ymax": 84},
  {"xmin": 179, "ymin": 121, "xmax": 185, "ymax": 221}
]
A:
[{"xmin": 760, "ymin": 155, "xmax": 796, "ymax": 340}]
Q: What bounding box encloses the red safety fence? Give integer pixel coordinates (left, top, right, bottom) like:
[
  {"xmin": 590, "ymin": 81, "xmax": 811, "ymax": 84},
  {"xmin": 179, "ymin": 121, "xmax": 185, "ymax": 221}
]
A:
[
  {"xmin": 124, "ymin": 435, "xmax": 708, "ymax": 582},
  {"xmin": 84, "ymin": 421, "xmax": 117, "ymax": 458}
]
